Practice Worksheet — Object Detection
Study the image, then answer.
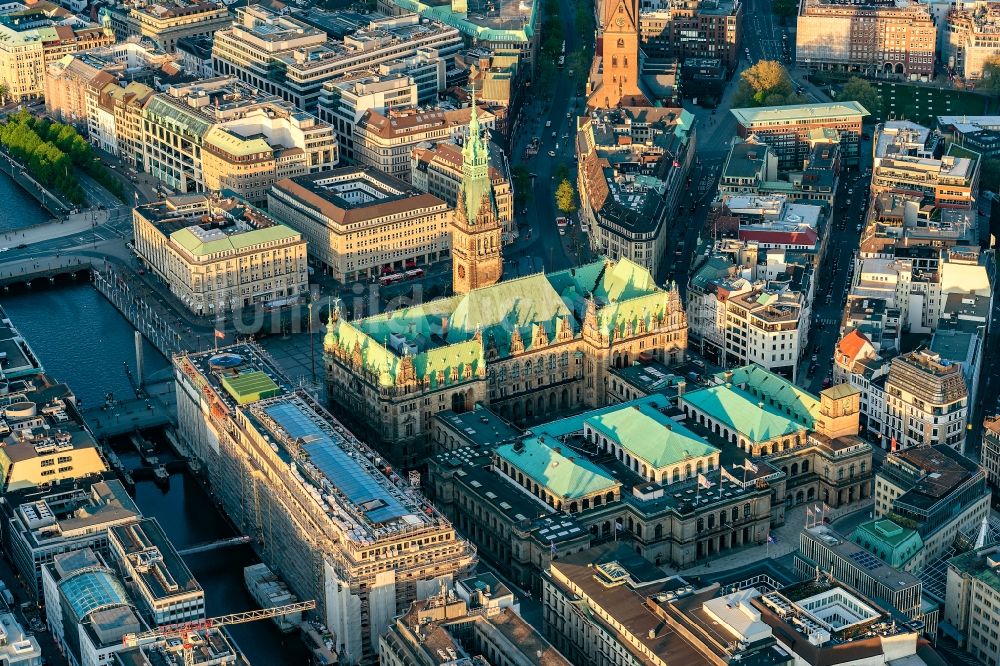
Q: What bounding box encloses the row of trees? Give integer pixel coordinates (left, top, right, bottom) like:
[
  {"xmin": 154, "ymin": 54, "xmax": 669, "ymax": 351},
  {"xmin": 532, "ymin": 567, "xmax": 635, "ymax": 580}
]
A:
[
  {"xmin": 0, "ymin": 113, "xmax": 88, "ymax": 205},
  {"xmin": 0, "ymin": 110, "xmax": 125, "ymax": 206}
]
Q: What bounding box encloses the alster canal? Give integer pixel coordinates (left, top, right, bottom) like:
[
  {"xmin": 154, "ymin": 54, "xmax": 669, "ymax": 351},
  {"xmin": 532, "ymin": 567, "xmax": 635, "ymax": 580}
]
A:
[{"xmin": 0, "ymin": 169, "xmax": 310, "ymax": 664}]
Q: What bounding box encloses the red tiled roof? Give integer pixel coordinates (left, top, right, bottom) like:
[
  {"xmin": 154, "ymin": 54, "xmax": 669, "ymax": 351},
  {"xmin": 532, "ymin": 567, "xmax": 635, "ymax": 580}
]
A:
[
  {"xmin": 836, "ymin": 329, "xmax": 871, "ymax": 366},
  {"xmin": 738, "ymin": 228, "xmax": 818, "ymax": 247}
]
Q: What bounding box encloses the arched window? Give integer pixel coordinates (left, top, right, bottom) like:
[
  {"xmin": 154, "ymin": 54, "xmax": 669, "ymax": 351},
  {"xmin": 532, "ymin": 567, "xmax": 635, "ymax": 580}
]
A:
[
  {"xmin": 708, "ymin": 515, "xmax": 715, "ymax": 529},
  {"xmin": 697, "ymin": 518, "xmax": 704, "ymax": 531},
  {"xmin": 611, "ymin": 56, "xmax": 618, "ymax": 68},
  {"xmin": 732, "ymin": 507, "xmax": 739, "ymax": 522},
  {"xmin": 838, "ymin": 468, "xmax": 845, "ymax": 480},
  {"xmin": 617, "ymin": 38, "xmax": 625, "ymax": 48},
  {"xmin": 802, "ymin": 460, "xmax": 810, "ymax": 473},
  {"xmin": 744, "ymin": 503, "xmax": 751, "ymax": 518}
]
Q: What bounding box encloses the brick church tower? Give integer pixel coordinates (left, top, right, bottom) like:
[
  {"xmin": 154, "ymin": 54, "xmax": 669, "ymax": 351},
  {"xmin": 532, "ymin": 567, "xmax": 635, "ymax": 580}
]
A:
[{"xmin": 588, "ymin": 0, "xmax": 649, "ymax": 108}]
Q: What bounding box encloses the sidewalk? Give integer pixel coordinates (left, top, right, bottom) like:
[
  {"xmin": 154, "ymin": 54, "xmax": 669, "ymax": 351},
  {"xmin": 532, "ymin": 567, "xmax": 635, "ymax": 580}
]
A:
[{"xmin": 0, "ymin": 210, "xmax": 112, "ymax": 246}]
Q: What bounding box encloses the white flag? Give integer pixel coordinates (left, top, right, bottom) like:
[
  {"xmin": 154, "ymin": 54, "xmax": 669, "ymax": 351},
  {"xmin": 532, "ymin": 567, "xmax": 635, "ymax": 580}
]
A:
[
  {"xmin": 744, "ymin": 460, "xmax": 758, "ymax": 473},
  {"xmin": 697, "ymin": 473, "xmax": 712, "ymax": 489}
]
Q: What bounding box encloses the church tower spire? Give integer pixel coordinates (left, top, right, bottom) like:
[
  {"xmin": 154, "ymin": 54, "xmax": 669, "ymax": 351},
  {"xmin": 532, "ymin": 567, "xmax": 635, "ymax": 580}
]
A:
[{"xmin": 451, "ymin": 85, "xmax": 502, "ymax": 295}]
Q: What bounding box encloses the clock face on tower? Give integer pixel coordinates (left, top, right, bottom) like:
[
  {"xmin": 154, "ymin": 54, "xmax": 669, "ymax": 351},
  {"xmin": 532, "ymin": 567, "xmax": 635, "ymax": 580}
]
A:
[{"xmin": 616, "ymin": 16, "xmax": 625, "ymax": 26}]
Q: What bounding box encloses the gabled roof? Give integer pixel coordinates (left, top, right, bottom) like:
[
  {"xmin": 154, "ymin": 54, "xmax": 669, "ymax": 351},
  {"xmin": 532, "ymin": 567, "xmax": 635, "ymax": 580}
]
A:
[
  {"xmin": 836, "ymin": 329, "xmax": 874, "ymax": 368},
  {"xmin": 496, "ymin": 435, "xmax": 619, "ymax": 500},
  {"xmin": 587, "ymin": 403, "xmax": 717, "ymax": 469},
  {"xmin": 738, "ymin": 228, "xmax": 818, "ymax": 247},
  {"xmin": 681, "ymin": 384, "xmax": 806, "ymax": 443},
  {"xmin": 721, "ymin": 364, "xmax": 820, "ymax": 428}
]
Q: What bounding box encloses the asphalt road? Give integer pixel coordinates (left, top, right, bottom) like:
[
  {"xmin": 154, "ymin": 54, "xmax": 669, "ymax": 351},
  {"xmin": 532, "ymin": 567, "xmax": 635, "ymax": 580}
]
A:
[{"xmin": 506, "ymin": 0, "xmax": 589, "ymax": 272}]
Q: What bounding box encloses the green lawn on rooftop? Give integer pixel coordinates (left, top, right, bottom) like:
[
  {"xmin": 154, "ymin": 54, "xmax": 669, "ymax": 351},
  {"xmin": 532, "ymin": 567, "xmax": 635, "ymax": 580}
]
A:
[{"xmin": 872, "ymin": 81, "xmax": 993, "ymax": 126}]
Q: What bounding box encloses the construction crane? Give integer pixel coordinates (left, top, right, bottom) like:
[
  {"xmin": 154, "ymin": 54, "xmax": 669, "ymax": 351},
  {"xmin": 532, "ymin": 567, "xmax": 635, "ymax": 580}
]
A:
[{"xmin": 121, "ymin": 600, "xmax": 317, "ymax": 648}]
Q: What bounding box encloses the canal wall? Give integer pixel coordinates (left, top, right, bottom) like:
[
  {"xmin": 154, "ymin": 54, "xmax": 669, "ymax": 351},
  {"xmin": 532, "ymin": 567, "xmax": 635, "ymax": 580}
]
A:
[{"xmin": 0, "ymin": 151, "xmax": 70, "ymax": 216}]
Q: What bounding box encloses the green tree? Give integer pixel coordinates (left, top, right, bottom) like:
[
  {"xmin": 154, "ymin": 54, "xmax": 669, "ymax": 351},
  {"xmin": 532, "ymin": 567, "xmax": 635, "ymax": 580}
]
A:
[
  {"xmin": 837, "ymin": 77, "xmax": 881, "ymax": 115},
  {"xmin": 512, "ymin": 165, "xmax": 532, "ymax": 206},
  {"xmin": 732, "ymin": 60, "xmax": 805, "ymax": 108},
  {"xmin": 772, "ymin": 0, "xmax": 797, "ymax": 17},
  {"xmin": 0, "ymin": 83, "xmax": 9, "ymax": 104},
  {"xmin": 981, "ymin": 56, "xmax": 1000, "ymax": 93},
  {"xmin": 555, "ymin": 178, "xmax": 577, "ymax": 214}
]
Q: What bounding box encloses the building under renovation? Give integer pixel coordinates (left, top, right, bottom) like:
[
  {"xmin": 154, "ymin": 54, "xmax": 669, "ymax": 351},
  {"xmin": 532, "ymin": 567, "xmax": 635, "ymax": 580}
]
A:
[{"xmin": 173, "ymin": 344, "xmax": 476, "ymax": 665}]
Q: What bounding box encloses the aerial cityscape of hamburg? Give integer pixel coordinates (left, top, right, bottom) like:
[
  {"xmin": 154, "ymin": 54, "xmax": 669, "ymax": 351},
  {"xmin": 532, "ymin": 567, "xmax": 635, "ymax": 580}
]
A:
[{"xmin": 1, "ymin": 0, "xmax": 1000, "ymax": 664}]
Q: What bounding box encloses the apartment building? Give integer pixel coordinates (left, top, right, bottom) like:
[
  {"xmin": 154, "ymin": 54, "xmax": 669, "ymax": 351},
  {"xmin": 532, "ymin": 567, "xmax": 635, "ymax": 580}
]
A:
[
  {"xmin": 87, "ymin": 78, "xmax": 155, "ymax": 164},
  {"xmin": 732, "ymin": 102, "xmax": 868, "ymax": 168},
  {"xmin": 883, "ymin": 349, "xmax": 969, "ymax": 451},
  {"xmin": 377, "ymin": 0, "xmax": 538, "ymax": 70},
  {"xmin": 380, "ymin": 575, "xmax": 569, "ymax": 666},
  {"xmin": 938, "ymin": 115, "xmax": 1000, "ymax": 158},
  {"xmin": 638, "ymin": 0, "xmax": 743, "ymax": 72},
  {"xmin": 0, "ymin": 374, "xmax": 106, "ymax": 493},
  {"xmin": 984, "ymin": 416, "xmax": 1000, "ymax": 491},
  {"xmin": 872, "ymin": 120, "xmax": 980, "ymax": 210},
  {"xmin": 0, "ymin": 12, "xmax": 114, "ymax": 102},
  {"xmin": 946, "ymin": 546, "xmax": 1000, "ymax": 665},
  {"xmin": 323, "ymin": 257, "xmax": 687, "ymax": 466},
  {"xmin": 945, "ymin": 1, "xmax": 1000, "ymax": 80},
  {"xmin": 722, "ymin": 287, "xmax": 805, "ymax": 381},
  {"xmin": 102, "ymin": 0, "xmax": 230, "ymax": 53},
  {"xmin": 2, "ymin": 479, "xmax": 141, "ymax": 597},
  {"xmin": 212, "ymin": 8, "xmax": 462, "ymax": 111},
  {"xmin": 576, "ymin": 106, "xmax": 695, "ymax": 277},
  {"xmin": 354, "ymin": 104, "xmax": 496, "ymax": 182},
  {"xmin": 796, "ymin": 0, "xmax": 936, "ymax": 78},
  {"xmin": 718, "ymin": 139, "xmax": 840, "ymax": 205},
  {"xmin": 140, "ymin": 77, "xmax": 336, "ymax": 195},
  {"xmin": 45, "ymin": 42, "xmax": 179, "ymax": 131},
  {"xmin": 316, "ymin": 73, "xmax": 419, "ymax": 163},
  {"xmin": 174, "ymin": 345, "xmax": 476, "ymax": 665},
  {"xmin": 132, "ymin": 193, "xmax": 308, "ymax": 315},
  {"xmin": 107, "ymin": 519, "xmax": 204, "ymax": 627},
  {"xmin": 267, "ymin": 167, "xmax": 450, "ymax": 282},
  {"xmin": 411, "ymin": 140, "xmax": 514, "ymax": 241},
  {"xmin": 875, "ymin": 444, "xmax": 989, "ymax": 562},
  {"xmin": 201, "ymin": 106, "xmax": 338, "ymax": 205}
]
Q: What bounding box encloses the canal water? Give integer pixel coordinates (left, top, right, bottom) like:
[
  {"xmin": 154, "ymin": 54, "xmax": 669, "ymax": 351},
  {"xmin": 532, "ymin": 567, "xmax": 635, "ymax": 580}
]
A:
[
  {"xmin": 0, "ymin": 175, "xmax": 310, "ymax": 664},
  {"xmin": 0, "ymin": 169, "xmax": 51, "ymax": 233}
]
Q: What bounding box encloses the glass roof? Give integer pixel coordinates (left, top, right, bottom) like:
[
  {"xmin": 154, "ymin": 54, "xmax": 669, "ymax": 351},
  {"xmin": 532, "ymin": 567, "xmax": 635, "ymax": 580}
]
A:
[
  {"xmin": 262, "ymin": 401, "xmax": 410, "ymax": 524},
  {"xmin": 59, "ymin": 569, "xmax": 129, "ymax": 622}
]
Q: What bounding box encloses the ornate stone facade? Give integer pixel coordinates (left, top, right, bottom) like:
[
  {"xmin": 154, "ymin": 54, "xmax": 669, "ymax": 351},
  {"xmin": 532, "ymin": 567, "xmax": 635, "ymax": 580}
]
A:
[
  {"xmin": 450, "ymin": 91, "xmax": 503, "ymax": 294},
  {"xmin": 324, "ymin": 259, "xmax": 688, "ymax": 467}
]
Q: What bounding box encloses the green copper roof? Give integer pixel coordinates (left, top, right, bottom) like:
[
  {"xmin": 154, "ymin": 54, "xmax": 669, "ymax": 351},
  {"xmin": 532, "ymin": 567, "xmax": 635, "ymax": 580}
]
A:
[
  {"xmin": 731, "ymin": 101, "xmax": 869, "ymax": 126},
  {"xmin": 496, "ymin": 435, "xmax": 618, "ymax": 500},
  {"xmin": 221, "ymin": 371, "xmax": 281, "ymax": 405},
  {"xmin": 681, "ymin": 384, "xmax": 805, "ymax": 443},
  {"xmin": 720, "ymin": 365, "xmax": 821, "ymax": 429},
  {"xmin": 533, "ymin": 395, "xmax": 673, "ymax": 439},
  {"xmin": 387, "ymin": 0, "xmax": 536, "ymax": 41},
  {"xmin": 588, "ymin": 403, "xmax": 717, "ymax": 470},
  {"xmin": 170, "ymin": 225, "xmax": 300, "ymax": 257},
  {"xmin": 459, "ymin": 87, "xmax": 495, "ymax": 223},
  {"xmin": 851, "ymin": 519, "xmax": 923, "ymax": 569},
  {"xmin": 327, "ymin": 258, "xmax": 679, "ymax": 387}
]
